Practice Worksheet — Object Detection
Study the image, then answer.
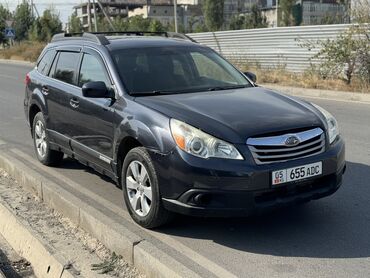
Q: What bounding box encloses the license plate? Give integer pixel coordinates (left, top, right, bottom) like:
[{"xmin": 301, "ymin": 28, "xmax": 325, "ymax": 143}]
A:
[{"xmin": 272, "ymin": 162, "xmax": 322, "ymax": 185}]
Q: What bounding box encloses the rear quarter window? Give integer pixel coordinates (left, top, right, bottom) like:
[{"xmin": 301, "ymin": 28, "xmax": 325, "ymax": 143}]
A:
[
  {"xmin": 37, "ymin": 50, "xmax": 56, "ymax": 76},
  {"xmin": 51, "ymin": 51, "xmax": 80, "ymax": 85}
]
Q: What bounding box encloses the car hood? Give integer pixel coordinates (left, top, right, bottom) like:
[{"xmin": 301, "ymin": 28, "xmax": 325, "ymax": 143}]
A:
[{"xmin": 134, "ymin": 87, "xmax": 325, "ymax": 144}]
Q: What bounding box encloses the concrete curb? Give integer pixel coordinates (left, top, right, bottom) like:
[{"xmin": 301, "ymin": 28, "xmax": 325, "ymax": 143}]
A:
[
  {"xmin": 0, "ymin": 189, "xmax": 75, "ymax": 277},
  {"xmin": 0, "ymin": 151, "xmax": 200, "ymax": 278},
  {"xmin": 262, "ymin": 84, "xmax": 370, "ymax": 104},
  {"xmin": 0, "ymin": 59, "xmax": 35, "ymax": 67}
]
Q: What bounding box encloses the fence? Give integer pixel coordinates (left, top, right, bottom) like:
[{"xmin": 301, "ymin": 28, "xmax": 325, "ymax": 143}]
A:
[{"xmin": 187, "ymin": 24, "xmax": 353, "ymax": 72}]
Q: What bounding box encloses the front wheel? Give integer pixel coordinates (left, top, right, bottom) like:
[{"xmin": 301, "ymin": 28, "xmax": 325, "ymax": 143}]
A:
[
  {"xmin": 32, "ymin": 112, "xmax": 64, "ymax": 166},
  {"xmin": 122, "ymin": 147, "xmax": 173, "ymax": 228}
]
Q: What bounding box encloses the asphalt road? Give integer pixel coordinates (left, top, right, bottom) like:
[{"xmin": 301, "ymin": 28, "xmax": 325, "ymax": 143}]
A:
[{"xmin": 1, "ymin": 62, "xmax": 370, "ymax": 277}]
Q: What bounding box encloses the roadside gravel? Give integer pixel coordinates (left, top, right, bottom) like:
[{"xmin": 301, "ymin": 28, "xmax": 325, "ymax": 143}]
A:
[{"xmin": 0, "ymin": 168, "xmax": 144, "ymax": 278}]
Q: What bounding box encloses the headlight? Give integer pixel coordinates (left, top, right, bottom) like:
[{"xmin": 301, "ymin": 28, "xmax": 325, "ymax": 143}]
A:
[
  {"xmin": 312, "ymin": 104, "xmax": 339, "ymax": 144},
  {"xmin": 170, "ymin": 119, "xmax": 243, "ymax": 160}
]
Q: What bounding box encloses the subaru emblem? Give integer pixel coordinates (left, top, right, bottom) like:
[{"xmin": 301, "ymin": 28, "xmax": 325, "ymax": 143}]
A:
[{"xmin": 285, "ymin": 135, "xmax": 300, "ymax": 147}]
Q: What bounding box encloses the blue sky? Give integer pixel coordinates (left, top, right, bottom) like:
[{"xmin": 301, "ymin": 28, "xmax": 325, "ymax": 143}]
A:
[{"xmin": 0, "ymin": 0, "xmax": 80, "ymax": 26}]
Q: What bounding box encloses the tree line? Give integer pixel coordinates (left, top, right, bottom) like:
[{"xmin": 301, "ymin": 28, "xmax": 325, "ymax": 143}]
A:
[{"xmin": 0, "ymin": 2, "xmax": 62, "ymax": 45}]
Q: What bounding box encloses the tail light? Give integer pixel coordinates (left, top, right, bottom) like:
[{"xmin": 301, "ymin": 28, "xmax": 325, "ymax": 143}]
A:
[{"xmin": 24, "ymin": 73, "xmax": 31, "ymax": 86}]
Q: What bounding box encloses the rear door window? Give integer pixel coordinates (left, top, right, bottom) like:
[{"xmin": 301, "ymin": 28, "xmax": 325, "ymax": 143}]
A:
[
  {"xmin": 51, "ymin": 51, "xmax": 80, "ymax": 85},
  {"xmin": 37, "ymin": 49, "xmax": 56, "ymax": 76}
]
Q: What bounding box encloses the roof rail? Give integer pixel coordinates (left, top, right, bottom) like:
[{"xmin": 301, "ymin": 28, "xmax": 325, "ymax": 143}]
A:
[
  {"xmin": 166, "ymin": 32, "xmax": 197, "ymax": 43},
  {"xmin": 51, "ymin": 33, "xmax": 110, "ymax": 45},
  {"xmin": 50, "ymin": 31, "xmax": 197, "ymax": 45}
]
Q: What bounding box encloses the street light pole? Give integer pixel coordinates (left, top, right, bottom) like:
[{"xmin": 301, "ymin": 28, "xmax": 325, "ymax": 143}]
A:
[{"xmin": 174, "ymin": 0, "xmax": 178, "ymax": 33}]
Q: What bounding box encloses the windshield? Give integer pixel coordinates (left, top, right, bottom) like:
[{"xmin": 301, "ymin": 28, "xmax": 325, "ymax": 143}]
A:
[{"xmin": 112, "ymin": 46, "xmax": 252, "ymax": 95}]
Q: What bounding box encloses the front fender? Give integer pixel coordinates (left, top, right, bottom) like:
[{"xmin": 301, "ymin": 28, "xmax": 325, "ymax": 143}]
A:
[{"xmin": 113, "ymin": 99, "xmax": 176, "ymax": 163}]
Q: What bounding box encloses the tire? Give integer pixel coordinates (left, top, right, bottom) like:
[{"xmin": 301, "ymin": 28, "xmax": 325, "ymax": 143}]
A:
[
  {"xmin": 122, "ymin": 147, "xmax": 173, "ymax": 228},
  {"xmin": 32, "ymin": 112, "xmax": 64, "ymax": 166}
]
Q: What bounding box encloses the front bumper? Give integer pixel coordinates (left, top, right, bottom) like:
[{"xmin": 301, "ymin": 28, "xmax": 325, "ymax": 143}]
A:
[{"xmin": 151, "ymin": 136, "xmax": 345, "ymax": 217}]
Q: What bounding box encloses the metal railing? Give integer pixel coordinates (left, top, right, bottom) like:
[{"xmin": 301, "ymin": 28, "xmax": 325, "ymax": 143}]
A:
[{"xmin": 187, "ymin": 24, "xmax": 354, "ymax": 72}]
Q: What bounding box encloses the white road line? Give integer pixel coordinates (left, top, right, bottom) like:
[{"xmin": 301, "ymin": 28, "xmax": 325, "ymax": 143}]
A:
[{"xmin": 11, "ymin": 148, "xmax": 237, "ymax": 278}]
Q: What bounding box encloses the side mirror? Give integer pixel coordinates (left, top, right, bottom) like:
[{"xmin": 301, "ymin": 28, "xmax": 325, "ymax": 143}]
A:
[
  {"xmin": 82, "ymin": 81, "xmax": 114, "ymax": 99},
  {"xmin": 244, "ymin": 72, "xmax": 257, "ymax": 83}
]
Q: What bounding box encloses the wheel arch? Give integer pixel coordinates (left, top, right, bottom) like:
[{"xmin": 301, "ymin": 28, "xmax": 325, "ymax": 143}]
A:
[
  {"xmin": 29, "ymin": 103, "xmax": 42, "ymax": 137},
  {"xmin": 28, "ymin": 86, "xmax": 48, "ymax": 136}
]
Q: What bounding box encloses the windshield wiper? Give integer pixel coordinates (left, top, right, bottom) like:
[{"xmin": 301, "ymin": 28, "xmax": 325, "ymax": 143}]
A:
[
  {"xmin": 130, "ymin": 85, "xmax": 250, "ymax": 96},
  {"xmin": 129, "ymin": 90, "xmax": 171, "ymax": 96},
  {"xmin": 207, "ymin": 85, "xmax": 250, "ymax": 91}
]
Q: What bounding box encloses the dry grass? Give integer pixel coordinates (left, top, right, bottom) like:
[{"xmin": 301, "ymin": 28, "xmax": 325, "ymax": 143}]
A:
[
  {"xmin": 0, "ymin": 41, "xmax": 46, "ymax": 62},
  {"xmin": 239, "ymin": 65, "xmax": 370, "ymax": 94}
]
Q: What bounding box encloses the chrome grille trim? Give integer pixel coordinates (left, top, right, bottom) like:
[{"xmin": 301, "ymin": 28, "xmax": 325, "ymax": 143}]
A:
[{"xmin": 247, "ymin": 128, "xmax": 326, "ymax": 165}]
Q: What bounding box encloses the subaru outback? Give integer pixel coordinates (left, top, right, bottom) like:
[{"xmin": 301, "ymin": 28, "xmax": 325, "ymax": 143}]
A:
[{"xmin": 24, "ymin": 32, "xmax": 346, "ymax": 228}]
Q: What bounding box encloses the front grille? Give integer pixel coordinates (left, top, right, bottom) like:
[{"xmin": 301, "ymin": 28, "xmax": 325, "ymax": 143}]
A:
[{"xmin": 247, "ymin": 128, "xmax": 325, "ymax": 165}]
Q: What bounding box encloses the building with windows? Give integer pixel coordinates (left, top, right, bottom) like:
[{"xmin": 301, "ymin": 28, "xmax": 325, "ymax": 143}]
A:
[
  {"xmin": 302, "ymin": 0, "xmax": 347, "ymax": 25},
  {"xmin": 74, "ymin": 0, "xmax": 147, "ymax": 30},
  {"xmin": 254, "ymin": 0, "xmax": 347, "ymax": 27},
  {"xmin": 74, "ymin": 0, "xmax": 201, "ymax": 31},
  {"xmin": 128, "ymin": 3, "xmax": 203, "ymax": 29}
]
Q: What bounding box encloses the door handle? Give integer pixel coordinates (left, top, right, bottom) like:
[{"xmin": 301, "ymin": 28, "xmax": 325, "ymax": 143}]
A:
[
  {"xmin": 41, "ymin": 86, "xmax": 49, "ymax": 95},
  {"xmin": 70, "ymin": 98, "xmax": 79, "ymax": 109}
]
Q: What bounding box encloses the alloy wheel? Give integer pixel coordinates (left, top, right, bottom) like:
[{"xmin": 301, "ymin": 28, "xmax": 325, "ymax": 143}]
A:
[
  {"xmin": 34, "ymin": 120, "xmax": 47, "ymax": 158},
  {"xmin": 126, "ymin": 160, "xmax": 153, "ymax": 217}
]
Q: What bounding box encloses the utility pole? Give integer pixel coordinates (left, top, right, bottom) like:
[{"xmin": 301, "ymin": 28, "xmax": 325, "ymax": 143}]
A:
[
  {"xmin": 174, "ymin": 0, "xmax": 178, "ymax": 33},
  {"xmin": 96, "ymin": 0, "xmax": 116, "ymax": 31},
  {"xmin": 30, "ymin": 0, "xmax": 34, "ymax": 18},
  {"xmin": 92, "ymin": 0, "xmax": 98, "ymax": 32},
  {"xmin": 87, "ymin": 0, "xmax": 92, "ymax": 32},
  {"xmin": 275, "ymin": 0, "xmax": 279, "ymax": 27}
]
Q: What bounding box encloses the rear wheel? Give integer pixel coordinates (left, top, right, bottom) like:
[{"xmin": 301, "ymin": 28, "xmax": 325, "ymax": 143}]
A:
[
  {"xmin": 122, "ymin": 147, "xmax": 173, "ymax": 228},
  {"xmin": 33, "ymin": 112, "xmax": 64, "ymax": 166}
]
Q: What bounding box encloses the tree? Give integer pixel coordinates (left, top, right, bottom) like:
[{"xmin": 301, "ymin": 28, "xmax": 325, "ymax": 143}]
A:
[
  {"xmin": 229, "ymin": 5, "xmax": 267, "ymax": 30},
  {"xmin": 351, "ymin": 0, "xmax": 370, "ymax": 84},
  {"xmin": 126, "ymin": 15, "xmax": 151, "ymax": 32},
  {"xmin": 278, "ymin": 0, "xmax": 295, "ymax": 26},
  {"xmin": 301, "ymin": 25, "xmax": 369, "ymax": 85},
  {"xmin": 0, "ymin": 5, "xmax": 12, "ymax": 46},
  {"xmin": 193, "ymin": 22, "xmax": 208, "ymax": 33},
  {"xmin": 351, "ymin": 0, "xmax": 370, "ymax": 23},
  {"xmin": 149, "ymin": 19, "xmax": 165, "ymax": 32},
  {"xmin": 113, "ymin": 16, "xmax": 128, "ymax": 31},
  {"xmin": 68, "ymin": 11, "xmax": 83, "ymax": 33},
  {"xmin": 96, "ymin": 16, "xmax": 111, "ymax": 32},
  {"xmin": 229, "ymin": 15, "xmax": 245, "ymax": 30},
  {"xmin": 203, "ymin": 0, "xmax": 224, "ymax": 31},
  {"xmin": 29, "ymin": 9, "xmax": 62, "ymax": 42},
  {"xmin": 13, "ymin": 2, "xmax": 34, "ymax": 41},
  {"xmin": 244, "ymin": 5, "xmax": 268, "ymax": 29}
]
